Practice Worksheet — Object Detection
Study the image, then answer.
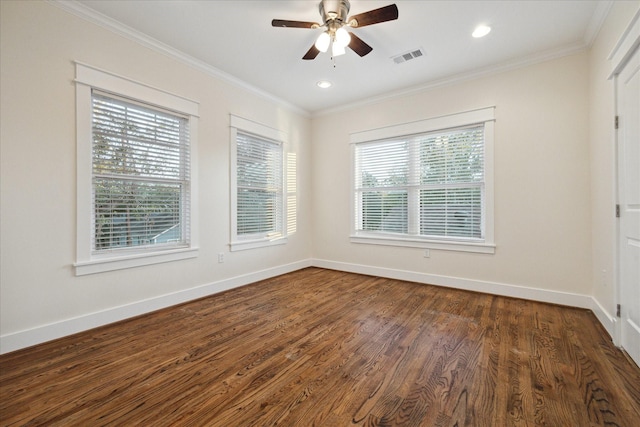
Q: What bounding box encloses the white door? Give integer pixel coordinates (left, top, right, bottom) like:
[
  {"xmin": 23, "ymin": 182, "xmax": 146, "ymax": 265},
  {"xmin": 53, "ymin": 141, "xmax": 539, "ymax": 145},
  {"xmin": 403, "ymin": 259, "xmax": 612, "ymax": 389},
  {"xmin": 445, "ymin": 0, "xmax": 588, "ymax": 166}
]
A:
[{"xmin": 617, "ymin": 44, "xmax": 640, "ymax": 367}]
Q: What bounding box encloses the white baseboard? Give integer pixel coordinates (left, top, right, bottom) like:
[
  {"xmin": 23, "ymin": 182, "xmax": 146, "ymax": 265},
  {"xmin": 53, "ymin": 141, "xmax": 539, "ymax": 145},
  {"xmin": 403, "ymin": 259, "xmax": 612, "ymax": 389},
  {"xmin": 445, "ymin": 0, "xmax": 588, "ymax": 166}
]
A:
[
  {"xmin": 0, "ymin": 259, "xmax": 313, "ymax": 354},
  {"xmin": 313, "ymin": 259, "xmax": 594, "ymax": 307},
  {"xmin": 590, "ymin": 296, "xmax": 618, "ymax": 341},
  {"xmin": 1, "ymin": 258, "xmax": 616, "ymax": 354},
  {"xmin": 313, "ymin": 259, "xmax": 616, "ymax": 339}
]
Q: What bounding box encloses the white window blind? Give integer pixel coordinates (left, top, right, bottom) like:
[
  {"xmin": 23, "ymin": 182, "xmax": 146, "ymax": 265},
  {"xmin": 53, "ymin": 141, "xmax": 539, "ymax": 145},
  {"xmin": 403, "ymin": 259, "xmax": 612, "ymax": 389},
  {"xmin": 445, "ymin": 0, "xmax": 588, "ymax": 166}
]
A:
[
  {"xmin": 91, "ymin": 91, "xmax": 190, "ymax": 252},
  {"xmin": 355, "ymin": 125, "xmax": 485, "ymax": 241},
  {"xmin": 235, "ymin": 131, "xmax": 283, "ymax": 238}
]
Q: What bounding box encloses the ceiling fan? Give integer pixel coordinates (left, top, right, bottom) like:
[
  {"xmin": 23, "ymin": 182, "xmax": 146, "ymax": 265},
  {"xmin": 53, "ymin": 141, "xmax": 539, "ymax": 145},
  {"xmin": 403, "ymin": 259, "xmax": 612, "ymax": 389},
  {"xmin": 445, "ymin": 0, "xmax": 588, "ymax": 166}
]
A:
[{"xmin": 272, "ymin": 0, "xmax": 399, "ymax": 60}]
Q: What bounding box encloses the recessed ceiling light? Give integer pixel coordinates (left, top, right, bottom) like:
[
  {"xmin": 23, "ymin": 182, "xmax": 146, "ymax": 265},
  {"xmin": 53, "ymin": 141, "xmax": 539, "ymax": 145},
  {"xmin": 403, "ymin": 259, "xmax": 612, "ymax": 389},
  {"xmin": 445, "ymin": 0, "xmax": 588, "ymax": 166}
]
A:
[
  {"xmin": 317, "ymin": 80, "xmax": 332, "ymax": 89},
  {"xmin": 472, "ymin": 25, "xmax": 491, "ymax": 38}
]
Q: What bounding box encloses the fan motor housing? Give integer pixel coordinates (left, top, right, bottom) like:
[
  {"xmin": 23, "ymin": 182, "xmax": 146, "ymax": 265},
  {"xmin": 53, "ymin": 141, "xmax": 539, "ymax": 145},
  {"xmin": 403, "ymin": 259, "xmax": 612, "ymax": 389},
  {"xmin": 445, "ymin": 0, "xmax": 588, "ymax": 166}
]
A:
[{"xmin": 319, "ymin": 0, "xmax": 350, "ymax": 24}]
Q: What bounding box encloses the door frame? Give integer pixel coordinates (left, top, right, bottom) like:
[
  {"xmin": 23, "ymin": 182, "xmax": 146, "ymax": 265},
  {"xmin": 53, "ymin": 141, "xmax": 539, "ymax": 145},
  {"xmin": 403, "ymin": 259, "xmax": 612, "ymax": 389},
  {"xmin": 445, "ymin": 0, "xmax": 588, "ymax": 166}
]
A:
[{"xmin": 609, "ymin": 9, "xmax": 640, "ymax": 347}]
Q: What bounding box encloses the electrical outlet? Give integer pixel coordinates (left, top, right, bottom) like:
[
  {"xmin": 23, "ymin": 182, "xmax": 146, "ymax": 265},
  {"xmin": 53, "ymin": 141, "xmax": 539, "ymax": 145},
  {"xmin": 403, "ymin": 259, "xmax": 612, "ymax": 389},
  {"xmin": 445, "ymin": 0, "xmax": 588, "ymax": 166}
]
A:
[
  {"xmin": 218, "ymin": 253, "xmax": 224, "ymax": 263},
  {"xmin": 423, "ymin": 249, "xmax": 430, "ymax": 258}
]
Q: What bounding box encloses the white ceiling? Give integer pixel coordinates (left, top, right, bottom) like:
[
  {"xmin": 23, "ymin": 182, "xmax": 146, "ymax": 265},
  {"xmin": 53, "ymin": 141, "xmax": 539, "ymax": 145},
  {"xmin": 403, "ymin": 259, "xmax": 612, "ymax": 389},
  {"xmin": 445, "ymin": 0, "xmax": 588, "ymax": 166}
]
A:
[{"xmin": 71, "ymin": 0, "xmax": 610, "ymax": 114}]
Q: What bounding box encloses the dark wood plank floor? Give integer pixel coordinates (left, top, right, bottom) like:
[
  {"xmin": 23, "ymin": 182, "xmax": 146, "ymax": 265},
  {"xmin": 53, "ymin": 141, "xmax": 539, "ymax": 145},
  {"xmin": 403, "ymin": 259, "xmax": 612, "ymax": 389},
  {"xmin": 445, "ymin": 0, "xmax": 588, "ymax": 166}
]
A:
[{"xmin": 1, "ymin": 267, "xmax": 639, "ymax": 426}]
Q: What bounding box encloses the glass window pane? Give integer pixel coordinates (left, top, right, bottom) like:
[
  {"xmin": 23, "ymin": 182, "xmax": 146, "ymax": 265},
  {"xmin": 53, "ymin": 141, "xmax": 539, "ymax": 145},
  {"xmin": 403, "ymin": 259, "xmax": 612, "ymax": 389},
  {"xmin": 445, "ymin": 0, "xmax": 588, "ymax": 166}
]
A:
[
  {"xmin": 420, "ymin": 127, "xmax": 483, "ymax": 185},
  {"xmin": 356, "ymin": 140, "xmax": 409, "ymax": 188},
  {"xmin": 361, "ymin": 190, "xmax": 408, "ymax": 234},
  {"xmin": 236, "ymin": 131, "xmax": 283, "ymax": 237},
  {"xmin": 93, "ymin": 178, "xmax": 183, "ymax": 249},
  {"xmin": 420, "ymin": 187, "xmax": 482, "ymax": 238}
]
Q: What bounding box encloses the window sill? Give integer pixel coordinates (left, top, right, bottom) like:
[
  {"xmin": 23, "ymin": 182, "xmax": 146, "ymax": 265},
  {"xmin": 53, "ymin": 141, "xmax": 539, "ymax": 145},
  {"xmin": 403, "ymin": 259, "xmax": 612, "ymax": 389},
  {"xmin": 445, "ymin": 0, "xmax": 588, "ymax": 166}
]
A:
[
  {"xmin": 74, "ymin": 247, "xmax": 199, "ymax": 276},
  {"xmin": 230, "ymin": 236, "xmax": 287, "ymax": 252},
  {"xmin": 350, "ymin": 234, "xmax": 495, "ymax": 254}
]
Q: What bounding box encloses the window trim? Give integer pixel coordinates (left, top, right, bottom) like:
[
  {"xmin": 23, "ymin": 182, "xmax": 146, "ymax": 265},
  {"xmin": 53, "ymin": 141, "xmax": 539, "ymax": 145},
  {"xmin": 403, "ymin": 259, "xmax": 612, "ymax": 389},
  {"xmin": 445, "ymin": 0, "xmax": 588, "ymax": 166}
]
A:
[
  {"xmin": 229, "ymin": 114, "xmax": 288, "ymax": 252},
  {"xmin": 350, "ymin": 107, "xmax": 495, "ymax": 254},
  {"xmin": 74, "ymin": 62, "xmax": 199, "ymax": 275}
]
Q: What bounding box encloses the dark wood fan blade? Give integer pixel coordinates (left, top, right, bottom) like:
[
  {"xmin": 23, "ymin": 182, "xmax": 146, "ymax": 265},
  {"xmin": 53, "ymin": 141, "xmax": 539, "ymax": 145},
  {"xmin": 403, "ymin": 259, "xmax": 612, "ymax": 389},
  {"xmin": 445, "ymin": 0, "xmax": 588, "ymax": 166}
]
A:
[
  {"xmin": 302, "ymin": 44, "xmax": 320, "ymax": 60},
  {"xmin": 348, "ymin": 4, "xmax": 398, "ymax": 28},
  {"xmin": 272, "ymin": 19, "xmax": 319, "ymax": 29},
  {"xmin": 348, "ymin": 32, "xmax": 373, "ymax": 57}
]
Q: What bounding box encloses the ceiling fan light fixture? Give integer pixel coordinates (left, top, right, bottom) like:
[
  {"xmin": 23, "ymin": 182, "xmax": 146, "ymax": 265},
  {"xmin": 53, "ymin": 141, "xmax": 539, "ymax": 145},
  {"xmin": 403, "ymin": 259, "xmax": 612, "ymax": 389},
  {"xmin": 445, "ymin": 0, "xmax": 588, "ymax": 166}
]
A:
[
  {"xmin": 332, "ymin": 41, "xmax": 346, "ymax": 56},
  {"xmin": 334, "ymin": 27, "xmax": 351, "ymax": 47},
  {"xmin": 472, "ymin": 24, "xmax": 491, "ymax": 38},
  {"xmin": 315, "ymin": 31, "xmax": 331, "ymax": 52}
]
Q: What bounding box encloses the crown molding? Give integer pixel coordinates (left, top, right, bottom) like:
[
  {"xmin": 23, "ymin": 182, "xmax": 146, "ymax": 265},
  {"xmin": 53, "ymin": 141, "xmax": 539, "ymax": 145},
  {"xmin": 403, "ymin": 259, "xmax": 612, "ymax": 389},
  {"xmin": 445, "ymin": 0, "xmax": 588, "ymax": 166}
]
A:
[
  {"xmin": 312, "ymin": 41, "xmax": 588, "ymax": 118},
  {"xmin": 48, "ymin": 0, "xmax": 310, "ymax": 118},
  {"xmin": 584, "ymin": 1, "xmax": 614, "ymax": 48}
]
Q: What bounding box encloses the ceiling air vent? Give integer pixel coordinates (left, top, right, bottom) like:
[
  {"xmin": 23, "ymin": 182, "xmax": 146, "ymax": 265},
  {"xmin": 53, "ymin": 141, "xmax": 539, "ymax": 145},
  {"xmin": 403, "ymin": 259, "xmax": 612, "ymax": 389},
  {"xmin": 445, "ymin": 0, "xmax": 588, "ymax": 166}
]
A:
[{"xmin": 392, "ymin": 48, "xmax": 425, "ymax": 64}]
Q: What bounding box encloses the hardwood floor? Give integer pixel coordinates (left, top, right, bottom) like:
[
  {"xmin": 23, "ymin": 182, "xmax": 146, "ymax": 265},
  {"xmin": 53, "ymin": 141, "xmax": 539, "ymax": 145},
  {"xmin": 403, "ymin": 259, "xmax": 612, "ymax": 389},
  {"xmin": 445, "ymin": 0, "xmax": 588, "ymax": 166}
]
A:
[{"xmin": 1, "ymin": 267, "xmax": 639, "ymax": 426}]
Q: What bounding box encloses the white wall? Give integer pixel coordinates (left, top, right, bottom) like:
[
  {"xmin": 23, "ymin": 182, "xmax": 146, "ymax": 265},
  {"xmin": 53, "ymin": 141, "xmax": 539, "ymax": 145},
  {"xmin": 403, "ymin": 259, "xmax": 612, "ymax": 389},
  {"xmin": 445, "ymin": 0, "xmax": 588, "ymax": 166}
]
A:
[
  {"xmin": 0, "ymin": 1, "xmax": 313, "ymax": 353},
  {"xmin": 588, "ymin": 1, "xmax": 640, "ymax": 329},
  {"xmin": 311, "ymin": 52, "xmax": 593, "ymax": 301}
]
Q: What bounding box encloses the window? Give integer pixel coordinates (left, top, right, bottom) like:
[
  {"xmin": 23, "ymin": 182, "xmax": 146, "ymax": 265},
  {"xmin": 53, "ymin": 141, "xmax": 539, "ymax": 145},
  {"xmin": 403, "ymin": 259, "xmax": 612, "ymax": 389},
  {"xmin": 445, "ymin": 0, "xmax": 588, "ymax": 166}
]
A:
[
  {"xmin": 230, "ymin": 115, "xmax": 287, "ymax": 251},
  {"xmin": 92, "ymin": 92, "xmax": 190, "ymax": 251},
  {"xmin": 75, "ymin": 63, "xmax": 199, "ymax": 275},
  {"xmin": 351, "ymin": 107, "xmax": 495, "ymax": 253}
]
